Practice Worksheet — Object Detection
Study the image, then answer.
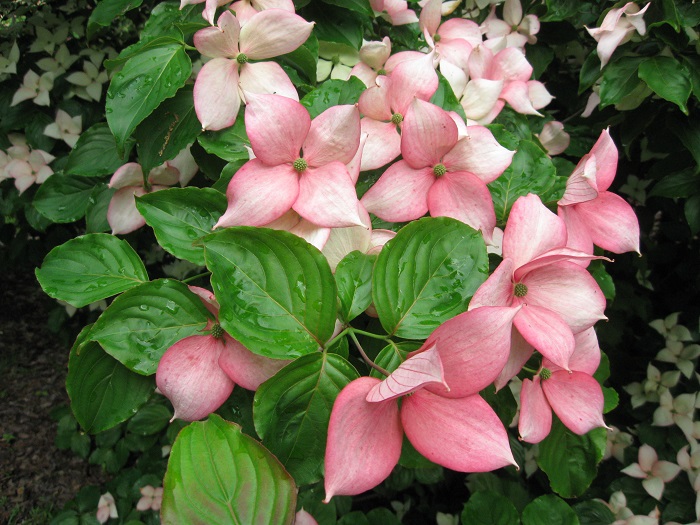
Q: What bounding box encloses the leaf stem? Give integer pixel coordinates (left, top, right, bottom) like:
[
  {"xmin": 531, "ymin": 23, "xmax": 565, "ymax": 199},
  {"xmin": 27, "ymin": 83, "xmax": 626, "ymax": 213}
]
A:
[
  {"xmin": 182, "ymin": 271, "xmax": 211, "ymax": 283},
  {"xmin": 522, "ymin": 365, "xmax": 539, "ymax": 374},
  {"xmin": 324, "ymin": 327, "xmax": 350, "ymax": 350},
  {"xmin": 350, "ymin": 328, "xmax": 392, "ymax": 342},
  {"xmin": 349, "ymin": 331, "xmax": 389, "ymax": 377}
]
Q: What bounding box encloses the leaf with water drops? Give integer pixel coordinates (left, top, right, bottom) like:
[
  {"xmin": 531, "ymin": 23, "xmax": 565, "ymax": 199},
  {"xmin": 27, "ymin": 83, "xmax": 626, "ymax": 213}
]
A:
[
  {"xmin": 203, "ymin": 227, "xmax": 338, "ymax": 360},
  {"xmin": 86, "ymin": 279, "xmax": 212, "ymax": 375},
  {"xmin": 106, "ymin": 42, "xmax": 191, "ymax": 152},
  {"xmin": 136, "ymin": 187, "xmax": 227, "ymax": 265},
  {"xmin": 373, "ymin": 217, "xmax": 489, "ymax": 339},
  {"xmin": 67, "ymin": 325, "xmax": 154, "ymax": 434},
  {"xmin": 33, "ymin": 174, "xmax": 97, "ymax": 223},
  {"xmin": 36, "ymin": 233, "xmax": 149, "ymax": 308},
  {"xmin": 253, "ymin": 353, "xmax": 359, "ymax": 485},
  {"xmin": 335, "ymin": 251, "xmax": 375, "ymax": 323},
  {"xmin": 64, "ymin": 123, "xmax": 132, "ymax": 178},
  {"xmin": 162, "ymin": 414, "xmax": 297, "ymax": 524}
]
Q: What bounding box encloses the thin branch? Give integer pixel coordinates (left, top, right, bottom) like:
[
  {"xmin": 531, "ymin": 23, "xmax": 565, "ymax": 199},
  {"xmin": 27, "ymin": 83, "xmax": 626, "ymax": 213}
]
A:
[{"xmin": 349, "ymin": 331, "xmax": 389, "ymax": 377}]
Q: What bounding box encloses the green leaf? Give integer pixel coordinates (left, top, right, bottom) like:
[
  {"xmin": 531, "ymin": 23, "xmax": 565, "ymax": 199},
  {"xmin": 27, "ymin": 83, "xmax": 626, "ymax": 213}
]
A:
[
  {"xmin": 430, "ymin": 71, "xmax": 466, "ymax": 120},
  {"xmin": 541, "ymin": 0, "xmax": 578, "ymax": 21},
  {"xmin": 321, "ymin": 0, "xmax": 372, "ymax": 15},
  {"xmin": 370, "ymin": 341, "xmax": 420, "ymax": 379},
  {"xmin": 197, "ymin": 114, "xmax": 250, "ymax": 162},
  {"xmin": 64, "ymin": 123, "xmax": 131, "ymax": 178},
  {"xmin": 638, "ymin": 56, "xmax": 691, "ymax": 115},
  {"xmin": 254, "ymin": 353, "xmax": 359, "ymax": 485},
  {"xmin": 488, "ymin": 140, "xmax": 557, "ymax": 223},
  {"xmin": 649, "ymin": 169, "xmax": 700, "ymax": 198},
  {"xmin": 668, "ymin": 119, "xmax": 700, "ymax": 168},
  {"xmin": 599, "ymin": 57, "xmax": 644, "ymax": 108},
  {"xmin": 602, "ymin": 386, "xmax": 619, "ymax": 414},
  {"xmin": 301, "ymin": 76, "xmax": 366, "ymax": 118},
  {"xmin": 461, "ymin": 491, "xmax": 521, "ymax": 525},
  {"xmin": 373, "ymin": 217, "xmax": 488, "ymax": 339},
  {"xmin": 106, "ymin": 43, "xmax": 192, "ymax": 152},
  {"xmin": 278, "ymin": 33, "xmax": 318, "ymax": 84},
  {"xmin": 537, "ymin": 418, "xmax": 606, "ymax": 498},
  {"xmin": 36, "ymin": 233, "xmax": 149, "ymax": 307},
  {"xmin": 588, "ymin": 260, "xmax": 615, "ymax": 301},
  {"xmin": 86, "ymin": 184, "xmax": 115, "ymax": 233},
  {"xmin": 25, "ymin": 110, "xmax": 54, "ymax": 152},
  {"xmin": 686, "ymin": 194, "xmax": 700, "ymax": 234},
  {"xmin": 87, "ymin": 279, "xmax": 211, "ymax": 375},
  {"xmin": 335, "ymin": 251, "xmax": 375, "ymax": 322},
  {"xmin": 481, "ymin": 384, "xmax": 517, "ymax": 429},
  {"xmin": 134, "ymin": 85, "xmax": 201, "ymax": 174},
  {"xmin": 522, "ymin": 495, "xmax": 579, "ymax": 525},
  {"xmin": 572, "ymin": 501, "xmax": 615, "ymax": 525},
  {"xmin": 33, "ymin": 174, "xmax": 96, "ymax": 223},
  {"xmin": 88, "ymin": 0, "xmax": 144, "ymax": 39},
  {"xmin": 162, "ymin": 414, "xmax": 297, "ymax": 524},
  {"xmin": 312, "ymin": 7, "xmax": 365, "ymax": 49},
  {"xmin": 136, "ymin": 187, "xmax": 227, "ymax": 265},
  {"xmin": 579, "ymin": 53, "xmax": 602, "ymax": 94},
  {"xmin": 203, "ymin": 227, "xmax": 338, "ymax": 359},
  {"xmin": 127, "ymin": 404, "xmax": 172, "ymax": 435},
  {"xmin": 68, "ymin": 339, "xmax": 153, "ymax": 433}
]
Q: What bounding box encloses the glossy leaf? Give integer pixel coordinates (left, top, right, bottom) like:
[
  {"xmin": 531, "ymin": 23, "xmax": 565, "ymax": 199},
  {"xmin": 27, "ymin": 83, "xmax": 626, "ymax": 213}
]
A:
[
  {"xmin": 197, "ymin": 115, "xmax": 250, "ymax": 162},
  {"xmin": 537, "ymin": 418, "xmax": 606, "ymax": 498},
  {"xmin": 162, "ymin": 414, "xmax": 297, "ymax": 524},
  {"xmin": 36, "ymin": 233, "xmax": 148, "ymax": 308},
  {"xmin": 254, "ymin": 353, "xmax": 359, "ymax": 485},
  {"xmin": 106, "ymin": 42, "xmax": 191, "ymax": 152},
  {"xmin": 573, "ymin": 501, "xmax": 615, "ymax": 525},
  {"xmin": 64, "ymin": 123, "xmax": 132, "ymax": 178},
  {"xmin": 88, "ymin": 0, "xmax": 144, "ymax": 39},
  {"xmin": 522, "ymin": 495, "xmax": 580, "ymax": 525},
  {"xmin": 134, "ymin": 85, "xmax": 201, "ymax": 173},
  {"xmin": 86, "ymin": 184, "xmax": 115, "ymax": 233},
  {"xmin": 461, "ymin": 491, "xmax": 520, "ymax": 525},
  {"xmin": 370, "ymin": 341, "xmax": 421, "ymax": 379},
  {"xmin": 373, "ymin": 217, "xmax": 488, "ymax": 339},
  {"xmin": 488, "ymin": 140, "xmax": 557, "ymax": 222},
  {"xmin": 136, "ymin": 187, "xmax": 227, "ymax": 265},
  {"xmin": 599, "ymin": 57, "xmax": 644, "ymax": 109},
  {"xmin": 312, "ymin": 6, "xmax": 364, "ymax": 49},
  {"xmin": 203, "ymin": 228, "xmax": 338, "ymax": 359},
  {"xmin": 68, "ymin": 338, "xmax": 153, "ymax": 434},
  {"xmin": 321, "ymin": 0, "xmax": 372, "ymax": 15},
  {"xmin": 33, "ymin": 174, "xmax": 96, "ymax": 223},
  {"xmin": 430, "ymin": 71, "xmax": 467, "ymax": 121},
  {"xmin": 301, "ymin": 77, "xmax": 366, "ymax": 119},
  {"xmin": 86, "ymin": 279, "xmax": 211, "ymax": 375},
  {"xmin": 278, "ymin": 33, "xmax": 318, "ymax": 84},
  {"xmin": 335, "ymin": 251, "xmax": 375, "ymax": 322},
  {"xmin": 638, "ymin": 56, "xmax": 691, "ymax": 115}
]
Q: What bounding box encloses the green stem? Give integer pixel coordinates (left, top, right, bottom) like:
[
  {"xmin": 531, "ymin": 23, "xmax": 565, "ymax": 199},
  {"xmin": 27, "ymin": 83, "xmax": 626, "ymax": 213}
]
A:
[
  {"xmin": 522, "ymin": 365, "xmax": 539, "ymax": 374},
  {"xmin": 324, "ymin": 327, "xmax": 350, "ymax": 350},
  {"xmin": 182, "ymin": 271, "xmax": 211, "ymax": 284},
  {"xmin": 349, "ymin": 331, "xmax": 389, "ymax": 377},
  {"xmin": 350, "ymin": 328, "xmax": 392, "ymax": 342}
]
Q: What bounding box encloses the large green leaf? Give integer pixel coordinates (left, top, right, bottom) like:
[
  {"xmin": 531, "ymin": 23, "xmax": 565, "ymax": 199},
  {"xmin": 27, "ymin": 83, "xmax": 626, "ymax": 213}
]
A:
[
  {"xmin": 522, "ymin": 495, "xmax": 579, "ymax": 525},
  {"xmin": 87, "ymin": 0, "xmax": 143, "ymax": 39},
  {"xmin": 461, "ymin": 491, "xmax": 520, "ymax": 525},
  {"xmin": 134, "ymin": 85, "xmax": 202, "ymax": 173},
  {"xmin": 33, "ymin": 174, "xmax": 97, "ymax": 223},
  {"xmin": 573, "ymin": 501, "xmax": 615, "ymax": 525},
  {"xmin": 68, "ymin": 332, "xmax": 153, "ymax": 434},
  {"xmin": 321, "ymin": 0, "xmax": 372, "ymax": 15},
  {"xmin": 106, "ymin": 42, "xmax": 191, "ymax": 152},
  {"xmin": 335, "ymin": 251, "xmax": 375, "ymax": 322},
  {"xmin": 537, "ymin": 418, "xmax": 607, "ymax": 498},
  {"xmin": 488, "ymin": 140, "xmax": 557, "ymax": 223},
  {"xmin": 312, "ymin": 6, "xmax": 365, "ymax": 49},
  {"xmin": 197, "ymin": 114, "xmax": 250, "ymax": 162},
  {"xmin": 638, "ymin": 56, "xmax": 692, "ymax": 115},
  {"xmin": 87, "ymin": 279, "xmax": 211, "ymax": 375},
  {"xmin": 136, "ymin": 187, "xmax": 227, "ymax": 265},
  {"xmin": 372, "ymin": 217, "xmax": 488, "ymax": 339},
  {"xmin": 162, "ymin": 415, "xmax": 297, "ymax": 525},
  {"xmin": 430, "ymin": 72, "xmax": 467, "ymax": 120},
  {"xmin": 254, "ymin": 353, "xmax": 359, "ymax": 485},
  {"xmin": 203, "ymin": 228, "xmax": 338, "ymax": 359},
  {"xmin": 599, "ymin": 57, "xmax": 644, "ymax": 108},
  {"xmin": 278, "ymin": 33, "xmax": 318, "ymax": 84},
  {"xmin": 64, "ymin": 123, "xmax": 131, "ymax": 178},
  {"xmin": 300, "ymin": 77, "xmax": 366, "ymax": 118},
  {"xmin": 86, "ymin": 184, "xmax": 115, "ymax": 233},
  {"xmin": 36, "ymin": 233, "xmax": 148, "ymax": 307}
]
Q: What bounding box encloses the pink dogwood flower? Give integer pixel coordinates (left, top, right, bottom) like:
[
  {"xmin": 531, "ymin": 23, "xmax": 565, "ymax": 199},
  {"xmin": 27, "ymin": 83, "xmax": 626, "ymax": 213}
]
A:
[
  {"xmin": 483, "ymin": 0, "xmax": 540, "ymax": 50},
  {"xmin": 518, "ymin": 327, "xmax": 608, "ymax": 443},
  {"xmin": 622, "ymin": 444, "xmax": 682, "ymax": 500},
  {"xmin": 361, "ymin": 98, "xmax": 513, "ymax": 242},
  {"xmin": 136, "ymin": 485, "xmax": 163, "ymax": 511},
  {"xmin": 96, "ymin": 492, "xmax": 118, "ymax": 523},
  {"xmin": 470, "ymin": 194, "xmax": 608, "ymax": 370},
  {"xmin": 324, "ymin": 307, "xmax": 520, "ymax": 500},
  {"xmin": 536, "ymin": 121, "xmax": 570, "ymax": 156},
  {"xmin": 349, "ymin": 37, "xmax": 392, "ymax": 87},
  {"xmin": 156, "ymin": 286, "xmax": 289, "ymax": 421},
  {"xmin": 215, "ymin": 94, "xmax": 365, "ymax": 229},
  {"xmin": 586, "ymin": 2, "xmax": 650, "ymax": 68},
  {"xmin": 369, "ymin": 0, "xmax": 418, "ymax": 25},
  {"xmin": 193, "ymin": 9, "xmax": 313, "ymax": 130},
  {"xmin": 558, "ymin": 129, "xmax": 640, "ymax": 257},
  {"xmin": 3, "ymin": 134, "xmax": 54, "ymax": 194},
  {"xmin": 230, "ymin": 0, "xmax": 295, "ymax": 24}
]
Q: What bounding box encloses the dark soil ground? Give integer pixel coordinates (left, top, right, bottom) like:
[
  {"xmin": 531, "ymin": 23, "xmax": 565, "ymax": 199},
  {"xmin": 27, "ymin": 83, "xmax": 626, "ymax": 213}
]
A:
[{"xmin": 0, "ymin": 269, "xmax": 104, "ymax": 523}]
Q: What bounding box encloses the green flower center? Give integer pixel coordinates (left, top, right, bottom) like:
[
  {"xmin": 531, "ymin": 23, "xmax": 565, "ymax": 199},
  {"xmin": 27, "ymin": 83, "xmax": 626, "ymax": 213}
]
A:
[
  {"xmin": 377, "ymin": 68, "xmax": 387, "ymax": 76},
  {"xmin": 391, "ymin": 113, "xmax": 403, "ymax": 125},
  {"xmin": 540, "ymin": 368, "xmax": 552, "ymax": 380},
  {"xmin": 211, "ymin": 323, "xmax": 224, "ymax": 339},
  {"xmin": 236, "ymin": 53, "xmax": 248, "ymax": 64},
  {"xmin": 433, "ymin": 163, "xmax": 447, "ymax": 177},
  {"xmin": 293, "ymin": 158, "xmax": 307, "ymax": 172},
  {"xmin": 513, "ymin": 282, "xmax": 528, "ymax": 297},
  {"xmin": 433, "ymin": 34, "xmax": 441, "ymax": 42}
]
